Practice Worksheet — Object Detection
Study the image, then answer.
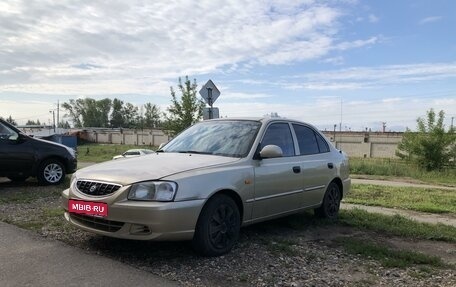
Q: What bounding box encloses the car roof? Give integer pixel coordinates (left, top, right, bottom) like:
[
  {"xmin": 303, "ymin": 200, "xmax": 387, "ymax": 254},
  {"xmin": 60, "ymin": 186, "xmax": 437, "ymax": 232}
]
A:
[{"xmin": 203, "ymin": 116, "xmax": 312, "ymax": 126}]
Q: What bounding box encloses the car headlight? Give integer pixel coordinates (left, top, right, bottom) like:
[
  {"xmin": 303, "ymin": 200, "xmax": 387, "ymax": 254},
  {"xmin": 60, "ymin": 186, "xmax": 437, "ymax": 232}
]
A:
[{"xmin": 128, "ymin": 181, "xmax": 178, "ymax": 202}]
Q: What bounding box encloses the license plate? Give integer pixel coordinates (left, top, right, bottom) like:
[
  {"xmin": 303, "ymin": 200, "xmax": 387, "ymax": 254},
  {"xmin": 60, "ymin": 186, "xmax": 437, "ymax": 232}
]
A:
[{"xmin": 69, "ymin": 199, "xmax": 108, "ymax": 217}]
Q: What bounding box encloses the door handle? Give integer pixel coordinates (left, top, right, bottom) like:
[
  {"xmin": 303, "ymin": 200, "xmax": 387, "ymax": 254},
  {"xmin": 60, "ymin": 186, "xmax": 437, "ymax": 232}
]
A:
[
  {"xmin": 327, "ymin": 163, "xmax": 334, "ymax": 169},
  {"xmin": 292, "ymin": 166, "xmax": 301, "ymax": 173}
]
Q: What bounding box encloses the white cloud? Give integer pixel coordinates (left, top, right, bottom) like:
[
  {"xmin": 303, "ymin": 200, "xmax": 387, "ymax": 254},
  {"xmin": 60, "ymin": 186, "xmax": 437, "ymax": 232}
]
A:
[
  {"xmin": 286, "ymin": 62, "xmax": 456, "ymax": 90},
  {"xmin": 419, "ymin": 16, "xmax": 442, "ymax": 25},
  {"xmin": 218, "ymin": 96, "xmax": 456, "ymax": 131},
  {"xmin": 322, "ymin": 56, "xmax": 344, "ymax": 65},
  {"xmin": 368, "ymin": 14, "xmax": 379, "ymax": 23},
  {"xmin": 0, "ymin": 0, "xmax": 372, "ymax": 95},
  {"xmin": 222, "ymin": 92, "xmax": 273, "ymax": 100},
  {"xmin": 335, "ymin": 36, "xmax": 379, "ymax": 50}
]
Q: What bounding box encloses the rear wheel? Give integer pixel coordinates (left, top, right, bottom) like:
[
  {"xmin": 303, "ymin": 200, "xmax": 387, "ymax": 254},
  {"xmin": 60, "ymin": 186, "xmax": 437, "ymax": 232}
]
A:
[
  {"xmin": 37, "ymin": 159, "xmax": 65, "ymax": 185},
  {"xmin": 314, "ymin": 182, "xmax": 341, "ymax": 220},
  {"xmin": 192, "ymin": 194, "xmax": 240, "ymax": 256}
]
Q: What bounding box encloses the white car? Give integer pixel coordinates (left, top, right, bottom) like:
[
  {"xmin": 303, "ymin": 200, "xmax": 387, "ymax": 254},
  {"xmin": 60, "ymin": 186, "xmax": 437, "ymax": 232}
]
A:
[{"xmin": 112, "ymin": 149, "xmax": 154, "ymax": 160}]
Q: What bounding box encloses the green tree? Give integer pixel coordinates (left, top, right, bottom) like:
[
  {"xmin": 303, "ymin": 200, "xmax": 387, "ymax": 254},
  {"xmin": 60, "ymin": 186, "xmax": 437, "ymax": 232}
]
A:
[
  {"xmin": 62, "ymin": 98, "xmax": 112, "ymax": 127},
  {"xmin": 110, "ymin": 98, "xmax": 125, "ymax": 128},
  {"xmin": 122, "ymin": 102, "xmax": 139, "ymax": 128},
  {"xmin": 5, "ymin": 115, "xmax": 17, "ymax": 125},
  {"xmin": 163, "ymin": 76, "xmax": 205, "ymax": 136},
  {"xmin": 26, "ymin": 119, "xmax": 41, "ymax": 125},
  {"xmin": 96, "ymin": 98, "xmax": 112, "ymax": 127},
  {"xmin": 144, "ymin": 103, "xmax": 162, "ymax": 128},
  {"xmin": 396, "ymin": 109, "xmax": 455, "ymax": 170},
  {"xmin": 62, "ymin": 99, "xmax": 83, "ymax": 127},
  {"xmin": 59, "ymin": 120, "xmax": 71, "ymax": 129}
]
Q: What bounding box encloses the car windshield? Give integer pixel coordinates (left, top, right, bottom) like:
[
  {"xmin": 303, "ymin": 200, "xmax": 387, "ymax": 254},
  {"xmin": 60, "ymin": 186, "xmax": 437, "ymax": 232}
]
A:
[{"xmin": 163, "ymin": 120, "xmax": 261, "ymax": 158}]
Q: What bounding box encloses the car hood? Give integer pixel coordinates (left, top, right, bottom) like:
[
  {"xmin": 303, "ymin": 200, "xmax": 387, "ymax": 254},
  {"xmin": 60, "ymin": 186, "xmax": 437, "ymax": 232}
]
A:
[
  {"xmin": 33, "ymin": 137, "xmax": 70, "ymax": 150},
  {"xmin": 75, "ymin": 152, "xmax": 240, "ymax": 185}
]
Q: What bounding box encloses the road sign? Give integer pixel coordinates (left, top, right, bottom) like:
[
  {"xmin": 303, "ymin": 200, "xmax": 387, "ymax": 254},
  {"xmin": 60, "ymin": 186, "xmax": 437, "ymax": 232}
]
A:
[
  {"xmin": 203, "ymin": 107, "xmax": 219, "ymax": 120},
  {"xmin": 199, "ymin": 80, "xmax": 220, "ymax": 106}
]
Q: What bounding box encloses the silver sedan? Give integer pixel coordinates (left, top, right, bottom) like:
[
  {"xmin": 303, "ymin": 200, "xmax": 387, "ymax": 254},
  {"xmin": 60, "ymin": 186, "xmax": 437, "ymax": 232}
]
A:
[{"xmin": 62, "ymin": 117, "xmax": 350, "ymax": 256}]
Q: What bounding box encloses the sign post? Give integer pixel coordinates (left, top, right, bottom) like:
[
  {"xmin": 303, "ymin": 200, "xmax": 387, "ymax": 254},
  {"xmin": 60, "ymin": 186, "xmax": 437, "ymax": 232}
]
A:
[{"xmin": 199, "ymin": 80, "xmax": 220, "ymax": 120}]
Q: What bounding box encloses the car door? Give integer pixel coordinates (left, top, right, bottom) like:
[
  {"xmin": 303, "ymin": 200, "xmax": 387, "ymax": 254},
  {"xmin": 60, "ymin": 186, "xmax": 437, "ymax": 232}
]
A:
[
  {"xmin": 0, "ymin": 122, "xmax": 35, "ymax": 175},
  {"xmin": 292, "ymin": 124, "xmax": 333, "ymax": 208},
  {"xmin": 252, "ymin": 122, "xmax": 303, "ymax": 220}
]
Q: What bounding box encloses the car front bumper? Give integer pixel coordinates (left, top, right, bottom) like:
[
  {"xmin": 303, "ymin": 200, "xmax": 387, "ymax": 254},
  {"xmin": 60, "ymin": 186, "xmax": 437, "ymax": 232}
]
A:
[{"xmin": 62, "ymin": 188, "xmax": 204, "ymax": 241}]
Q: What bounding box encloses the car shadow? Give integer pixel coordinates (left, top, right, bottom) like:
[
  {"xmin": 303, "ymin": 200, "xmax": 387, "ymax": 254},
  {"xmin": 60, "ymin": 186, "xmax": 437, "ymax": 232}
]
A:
[
  {"xmin": 0, "ymin": 177, "xmax": 38, "ymax": 188},
  {"xmin": 83, "ymin": 211, "xmax": 330, "ymax": 263},
  {"xmin": 0, "ymin": 177, "xmax": 70, "ymax": 189}
]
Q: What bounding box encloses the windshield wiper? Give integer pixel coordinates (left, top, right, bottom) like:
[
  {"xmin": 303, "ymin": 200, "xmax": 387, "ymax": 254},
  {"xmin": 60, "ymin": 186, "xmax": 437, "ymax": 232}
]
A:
[{"xmin": 177, "ymin": 150, "xmax": 213, "ymax": 155}]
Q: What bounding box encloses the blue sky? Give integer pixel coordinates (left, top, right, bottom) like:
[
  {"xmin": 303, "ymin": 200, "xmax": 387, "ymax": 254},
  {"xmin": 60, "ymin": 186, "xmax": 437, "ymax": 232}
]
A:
[{"xmin": 0, "ymin": 0, "xmax": 455, "ymax": 131}]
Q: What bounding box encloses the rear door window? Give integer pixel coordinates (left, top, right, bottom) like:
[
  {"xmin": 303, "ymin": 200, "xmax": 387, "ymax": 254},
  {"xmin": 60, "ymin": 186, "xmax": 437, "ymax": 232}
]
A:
[{"xmin": 292, "ymin": 124, "xmax": 320, "ymax": 155}]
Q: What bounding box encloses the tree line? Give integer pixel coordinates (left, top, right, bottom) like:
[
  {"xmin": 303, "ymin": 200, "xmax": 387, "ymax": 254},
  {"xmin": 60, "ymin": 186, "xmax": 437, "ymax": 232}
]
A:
[
  {"xmin": 2, "ymin": 77, "xmax": 204, "ymax": 136},
  {"xmin": 62, "ymin": 76, "xmax": 204, "ymax": 135},
  {"xmin": 62, "ymin": 98, "xmax": 162, "ymax": 129}
]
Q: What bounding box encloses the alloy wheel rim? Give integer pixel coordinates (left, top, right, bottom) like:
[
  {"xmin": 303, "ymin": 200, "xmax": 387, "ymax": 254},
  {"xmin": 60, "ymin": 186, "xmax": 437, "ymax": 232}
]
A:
[
  {"xmin": 44, "ymin": 163, "xmax": 63, "ymax": 183},
  {"xmin": 209, "ymin": 204, "xmax": 237, "ymax": 249},
  {"xmin": 326, "ymin": 186, "xmax": 340, "ymax": 217}
]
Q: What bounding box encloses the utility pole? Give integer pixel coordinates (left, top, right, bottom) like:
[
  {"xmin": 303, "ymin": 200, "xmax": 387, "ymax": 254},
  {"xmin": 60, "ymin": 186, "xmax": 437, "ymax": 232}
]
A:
[
  {"xmin": 382, "ymin": 122, "xmax": 386, "ymax": 133},
  {"xmin": 57, "ymin": 100, "xmax": 59, "ymax": 129},
  {"xmin": 49, "ymin": 110, "xmax": 55, "ymax": 132},
  {"xmin": 339, "ymin": 97, "xmax": 342, "ymax": 133}
]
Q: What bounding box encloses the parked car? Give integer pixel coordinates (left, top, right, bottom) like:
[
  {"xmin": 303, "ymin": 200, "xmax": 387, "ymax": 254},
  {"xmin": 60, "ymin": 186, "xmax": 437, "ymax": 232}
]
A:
[
  {"xmin": 62, "ymin": 117, "xmax": 350, "ymax": 256},
  {"xmin": 0, "ymin": 118, "xmax": 77, "ymax": 185},
  {"xmin": 112, "ymin": 149, "xmax": 154, "ymax": 160}
]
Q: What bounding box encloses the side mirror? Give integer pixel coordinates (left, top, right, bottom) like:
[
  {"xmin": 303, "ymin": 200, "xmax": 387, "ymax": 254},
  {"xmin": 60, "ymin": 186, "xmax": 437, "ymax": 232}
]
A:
[
  {"xmin": 259, "ymin": 145, "xmax": 283, "ymax": 159},
  {"xmin": 158, "ymin": 142, "xmax": 166, "ymax": 150}
]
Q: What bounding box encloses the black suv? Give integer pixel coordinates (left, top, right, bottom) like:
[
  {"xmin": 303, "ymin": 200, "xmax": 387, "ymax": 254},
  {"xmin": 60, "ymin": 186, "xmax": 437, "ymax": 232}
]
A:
[{"xmin": 0, "ymin": 119, "xmax": 77, "ymax": 185}]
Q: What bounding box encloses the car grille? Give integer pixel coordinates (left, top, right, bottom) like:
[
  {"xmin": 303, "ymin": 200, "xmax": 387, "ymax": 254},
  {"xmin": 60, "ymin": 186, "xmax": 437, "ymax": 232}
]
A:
[
  {"xmin": 76, "ymin": 180, "xmax": 122, "ymax": 196},
  {"xmin": 70, "ymin": 213, "xmax": 124, "ymax": 232}
]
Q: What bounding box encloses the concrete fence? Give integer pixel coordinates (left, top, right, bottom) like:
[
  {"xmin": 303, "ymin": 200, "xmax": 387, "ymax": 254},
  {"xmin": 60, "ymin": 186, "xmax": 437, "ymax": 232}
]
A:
[
  {"xmin": 76, "ymin": 128, "xmax": 403, "ymax": 158},
  {"xmin": 321, "ymin": 131, "xmax": 403, "ymax": 158},
  {"xmin": 77, "ymin": 128, "xmax": 171, "ymax": 147}
]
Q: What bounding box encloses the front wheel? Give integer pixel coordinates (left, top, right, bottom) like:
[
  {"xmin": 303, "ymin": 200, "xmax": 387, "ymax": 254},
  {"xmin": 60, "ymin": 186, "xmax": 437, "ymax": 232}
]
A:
[
  {"xmin": 314, "ymin": 182, "xmax": 341, "ymax": 220},
  {"xmin": 192, "ymin": 194, "xmax": 241, "ymax": 256},
  {"xmin": 37, "ymin": 159, "xmax": 65, "ymax": 185}
]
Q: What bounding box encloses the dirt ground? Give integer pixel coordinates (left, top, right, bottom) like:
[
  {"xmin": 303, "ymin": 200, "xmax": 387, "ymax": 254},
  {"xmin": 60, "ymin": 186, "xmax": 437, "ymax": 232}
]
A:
[{"xmin": 0, "ymin": 177, "xmax": 455, "ymax": 286}]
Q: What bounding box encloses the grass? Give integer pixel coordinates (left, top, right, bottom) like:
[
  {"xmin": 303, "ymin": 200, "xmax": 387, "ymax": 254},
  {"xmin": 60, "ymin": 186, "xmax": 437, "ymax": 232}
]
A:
[
  {"xmin": 339, "ymin": 209, "xmax": 456, "ymax": 243},
  {"xmin": 249, "ymin": 208, "xmax": 456, "ymax": 243},
  {"xmin": 350, "ymin": 157, "xmax": 456, "ymax": 186},
  {"xmin": 266, "ymin": 238, "xmax": 298, "ymax": 256},
  {"xmin": 337, "ymin": 237, "xmax": 444, "ymax": 268},
  {"xmin": 76, "ymin": 143, "xmax": 157, "ymax": 163},
  {"xmin": 345, "ymin": 184, "xmax": 456, "ymax": 214},
  {"xmin": 0, "ymin": 178, "xmax": 70, "ymax": 204},
  {"xmin": 7, "ymin": 208, "xmax": 66, "ymax": 232}
]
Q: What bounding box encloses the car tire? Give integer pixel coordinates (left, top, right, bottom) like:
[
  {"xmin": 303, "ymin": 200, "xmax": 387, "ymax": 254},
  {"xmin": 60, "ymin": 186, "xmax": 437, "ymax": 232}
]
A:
[
  {"xmin": 37, "ymin": 159, "xmax": 65, "ymax": 185},
  {"xmin": 192, "ymin": 194, "xmax": 241, "ymax": 257},
  {"xmin": 7, "ymin": 175, "xmax": 28, "ymax": 182},
  {"xmin": 314, "ymin": 182, "xmax": 341, "ymax": 220}
]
